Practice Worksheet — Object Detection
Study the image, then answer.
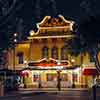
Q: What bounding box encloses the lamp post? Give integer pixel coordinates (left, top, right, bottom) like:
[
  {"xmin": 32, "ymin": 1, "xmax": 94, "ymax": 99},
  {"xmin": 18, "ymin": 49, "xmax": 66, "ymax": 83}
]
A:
[
  {"xmin": 29, "ymin": 30, "xmax": 35, "ymax": 61},
  {"xmin": 13, "ymin": 33, "xmax": 18, "ymax": 71},
  {"xmin": 57, "ymin": 61, "xmax": 62, "ymax": 91},
  {"xmin": 71, "ymin": 59, "xmax": 75, "ymax": 88}
]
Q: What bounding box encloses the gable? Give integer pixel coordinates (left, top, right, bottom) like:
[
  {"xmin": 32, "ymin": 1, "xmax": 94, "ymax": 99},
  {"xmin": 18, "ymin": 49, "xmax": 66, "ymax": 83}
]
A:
[{"xmin": 37, "ymin": 15, "xmax": 74, "ymax": 29}]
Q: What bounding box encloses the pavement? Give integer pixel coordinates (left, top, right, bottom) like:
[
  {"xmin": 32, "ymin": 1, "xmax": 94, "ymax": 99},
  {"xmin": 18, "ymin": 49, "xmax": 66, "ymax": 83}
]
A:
[
  {"xmin": 4, "ymin": 88, "xmax": 89, "ymax": 96},
  {"xmin": 0, "ymin": 88, "xmax": 91, "ymax": 100},
  {"xmin": 12, "ymin": 87, "xmax": 88, "ymax": 93},
  {"xmin": 0, "ymin": 88, "xmax": 100, "ymax": 100}
]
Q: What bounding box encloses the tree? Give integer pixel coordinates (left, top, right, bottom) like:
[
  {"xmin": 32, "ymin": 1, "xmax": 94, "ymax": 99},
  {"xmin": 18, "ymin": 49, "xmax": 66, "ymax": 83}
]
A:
[{"xmin": 78, "ymin": 14, "xmax": 100, "ymax": 73}]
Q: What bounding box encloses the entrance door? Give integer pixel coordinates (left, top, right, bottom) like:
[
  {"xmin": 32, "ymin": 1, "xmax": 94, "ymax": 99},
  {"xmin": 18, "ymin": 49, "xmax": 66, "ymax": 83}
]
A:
[
  {"xmin": 33, "ymin": 73, "xmax": 41, "ymax": 88},
  {"xmin": 60, "ymin": 73, "xmax": 72, "ymax": 88}
]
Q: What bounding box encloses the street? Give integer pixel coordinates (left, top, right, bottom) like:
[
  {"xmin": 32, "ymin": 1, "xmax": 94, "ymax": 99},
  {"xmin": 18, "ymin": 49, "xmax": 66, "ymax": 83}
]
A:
[{"xmin": 1, "ymin": 89, "xmax": 99, "ymax": 100}]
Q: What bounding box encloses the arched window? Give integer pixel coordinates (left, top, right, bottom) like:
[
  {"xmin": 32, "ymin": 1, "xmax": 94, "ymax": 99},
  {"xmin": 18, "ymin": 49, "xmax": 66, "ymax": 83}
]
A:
[
  {"xmin": 61, "ymin": 46, "xmax": 68, "ymax": 60},
  {"xmin": 17, "ymin": 52, "xmax": 24, "ymax": 64},
  {"xmin": 51, "ymin": 47, "xmax": 58, "ymax": 59},
  {"xmin": 42, "ymin": 46, "xmax": 49, "ymax": 59}
]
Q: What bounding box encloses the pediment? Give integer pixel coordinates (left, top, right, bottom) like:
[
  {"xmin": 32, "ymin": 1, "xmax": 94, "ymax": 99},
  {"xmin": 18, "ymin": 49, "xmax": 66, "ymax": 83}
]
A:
[{"xmin": 37, "ymin": 15, "xmax": 74, "ymax": 28}]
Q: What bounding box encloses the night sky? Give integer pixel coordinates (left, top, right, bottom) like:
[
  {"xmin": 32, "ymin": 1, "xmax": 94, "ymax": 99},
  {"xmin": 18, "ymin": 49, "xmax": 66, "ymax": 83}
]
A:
[
  {"xmin": 18, "ymin": 0, "xmax": 100, "ymax": 26},
  {"xmin": 0, "ymin": 0, "xmax": 100, "ymax": 49},
  {"xmin": 0, "ymin": 0, "xmax": 100, "ymax": 27}
]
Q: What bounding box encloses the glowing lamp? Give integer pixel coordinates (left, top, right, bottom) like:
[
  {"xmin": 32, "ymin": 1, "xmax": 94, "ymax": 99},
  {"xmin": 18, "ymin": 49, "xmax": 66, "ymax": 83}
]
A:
[
  {"xmin": 30, "ymin": 30, "xmax": 35, "ymax": 36},
  {"xmin": 14, "ymin": 33, "xmax": 18, "ymax": 37},
  {"xmin": 71, "ymin": 59, "xmax": 75, "ymax": 63},
  {"xmin": 14, "ymin": 39, "xmax": 17, "ymax": 43}
]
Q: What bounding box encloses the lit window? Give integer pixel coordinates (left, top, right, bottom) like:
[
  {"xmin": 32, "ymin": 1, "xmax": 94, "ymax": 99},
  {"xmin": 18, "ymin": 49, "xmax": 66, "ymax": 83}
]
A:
[
  {"xmin": 51, "ymin": 47, "xmax": 58, "ymax": 59},
  {"xmin": 33, "ymin": 74, "xmax": 40, "ymax": 82},
  {"xmin": 42, "ymin": 46, "xmax": 49, "ymax": 59},
  {"xmin": 60, "ymin": 74, "xmax": 68, "ymax": 81},
  {"xmin": 72, "ymin": 73, "xmax": 78, "ymax": 82},
  {"xmin": 61, "ymin": 46, "xmax": 68, "ymax": 60},
  {"xmin": 17, "ymin": 52, "xmax": 24, "ymax": 64},
  {"xmin": 47, "ymin": 73, "xmax": 57, "ymax": 81}
]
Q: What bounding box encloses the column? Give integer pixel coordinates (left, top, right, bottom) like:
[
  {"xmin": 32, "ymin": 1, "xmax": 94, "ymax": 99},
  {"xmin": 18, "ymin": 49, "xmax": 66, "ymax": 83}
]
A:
[
  {"xmin": 29, "ymin": 40, "xmax": 32, "ymax": 61},
  {"xmin": 58, "ymin": 47, "xmax": 61, "ymax": 61},
  {"xmin": 48, "ymin": 47, "xmax": 51, "ymax": 58}
]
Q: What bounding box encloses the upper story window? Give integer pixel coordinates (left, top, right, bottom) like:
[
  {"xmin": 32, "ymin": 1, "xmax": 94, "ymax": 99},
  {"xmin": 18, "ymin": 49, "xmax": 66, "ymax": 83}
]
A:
[
  {"xmin": 51, "ymin": 47, "xmax": 58, "ymax": 59},
  {"xmin": 42, "ymin": 46, "xmax": 49, "ymax": 59},
  {"xmin": 17, "ymin": 52, "xmax": 24, "ymax": 64},
  {"xmin": 61, "ymin": 46, "xmax": 68, "ymax": 60}
]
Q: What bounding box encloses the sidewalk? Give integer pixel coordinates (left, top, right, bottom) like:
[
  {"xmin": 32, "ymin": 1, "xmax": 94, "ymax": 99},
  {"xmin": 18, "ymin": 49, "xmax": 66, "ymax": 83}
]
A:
[
  {"xmin": 5, "ymin": 87, "xmax": 88, "ymax": 95},
  {"xmin": 2, "ymin": 88, "xmax": 89, "ymax": 98},
  {"xmin": 17, "ymin": 87, "xmax": 88, "ymax": 94},
  {"xmin": 19, "ymin": 87, "xmax": 88, "ymax": 91}
]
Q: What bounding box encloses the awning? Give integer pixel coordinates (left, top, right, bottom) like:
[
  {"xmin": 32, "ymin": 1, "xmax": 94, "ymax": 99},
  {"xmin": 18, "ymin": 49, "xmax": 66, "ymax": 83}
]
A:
[{"xmin": 83, "ymin": 67, "xmax": 99, "ymax": 76}]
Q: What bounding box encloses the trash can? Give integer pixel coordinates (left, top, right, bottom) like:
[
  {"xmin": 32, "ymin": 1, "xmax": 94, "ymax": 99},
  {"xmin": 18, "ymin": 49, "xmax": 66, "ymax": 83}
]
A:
[{"xmin": 0, "ymin": 82, "xmax": 4, "ymax": 96}]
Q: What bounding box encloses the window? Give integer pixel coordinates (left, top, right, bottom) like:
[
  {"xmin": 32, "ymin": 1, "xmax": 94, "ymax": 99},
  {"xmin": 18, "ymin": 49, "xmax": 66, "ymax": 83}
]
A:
[
  {"xmin": 33, "ymin": 74, "xmax": 40, "ymax": 82},
  {"xmin": 61, "ymin": 46, "xmax": 68, "ymax": 60},
  {"xmin": 72, "ymin": 73, "xmax": 78, "ymax": 82},
  {"xmin": 51, "ymin": 47, "xmax": 58, "ymax": 59},
  {"xmin": 47, "ymin": 74, "xmax": 57, "ymax": 81},
  {"xmin": 42, "ymin": 46, "xmax": 49, "ymax": 59},
  {"xmin": 60, "ymin": 74, "xmax": 68, "ymax": 81},
  {"xmin": 17, "ymin": 52, "xmax": 24, "ymax": 64}
]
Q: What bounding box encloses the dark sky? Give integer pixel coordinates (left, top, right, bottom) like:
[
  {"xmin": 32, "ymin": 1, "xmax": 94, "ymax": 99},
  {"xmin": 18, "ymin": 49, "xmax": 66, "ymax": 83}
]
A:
[
  {"xmin": 1, "ymin": 0, "xmax": 100, "ymax": 34},
  {"xmin": 14, "ymin": 0, "xmax": 100, "ymax": 34},
  {"xmin": 21, "ymin": 0, "xmax": 100, "ymax": 23},
  {"xmin": 54, "ymin": 0, "xmax": 100, "ymax": 21},
  {"xmin": 0, "ymin": 0, "xmax": 100, "ymax": 48},
  {"xmin": 0, "ymin": 0, "xmax": 100, "ymax": 26}
]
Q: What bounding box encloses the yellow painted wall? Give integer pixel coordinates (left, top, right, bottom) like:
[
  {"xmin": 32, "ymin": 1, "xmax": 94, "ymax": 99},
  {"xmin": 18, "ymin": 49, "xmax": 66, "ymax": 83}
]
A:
[
  {"xmin": 16, "ymin": 44, "xmax": 30, "ymax": 62},
  {"xmin": 30, "ymin": 39, "xmax": 64, "ymax": 61},
  {"xmin": 8, "ymin": 49, "xmax": 14, "ymax": 70},
  {"xmin": 8, "ymin": 38, "xmax": 91, "ymax": 71}
]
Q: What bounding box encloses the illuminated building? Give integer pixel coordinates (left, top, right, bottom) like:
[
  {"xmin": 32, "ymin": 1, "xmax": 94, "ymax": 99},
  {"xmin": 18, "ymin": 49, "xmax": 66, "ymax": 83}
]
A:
[{"xmin": 7, "ymin": 15, "xmax": 98, "ymax": 89}]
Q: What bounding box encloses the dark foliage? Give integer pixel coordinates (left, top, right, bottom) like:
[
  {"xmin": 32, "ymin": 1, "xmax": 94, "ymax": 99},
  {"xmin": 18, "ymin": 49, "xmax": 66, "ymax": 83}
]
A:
[
  {"xmin": 78, "ymin": 14, "xmax": 100, "ymax": 72},
  {"xmin": 79, "ymin": 14, "xmax": 100, "ymax": 46}
]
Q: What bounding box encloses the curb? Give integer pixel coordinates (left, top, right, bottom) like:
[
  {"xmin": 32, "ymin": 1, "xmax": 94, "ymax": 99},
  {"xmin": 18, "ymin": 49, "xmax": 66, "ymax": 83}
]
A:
[{"xmin": 0, "ymin": 88, "xmax": 89, "ymax": 99}]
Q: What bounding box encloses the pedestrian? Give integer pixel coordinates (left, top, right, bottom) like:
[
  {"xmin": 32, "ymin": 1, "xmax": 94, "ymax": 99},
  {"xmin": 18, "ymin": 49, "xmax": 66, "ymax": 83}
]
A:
[
  {"xmin": 57, "ymin": 78, "xmax": 61, "ymax": 91},
  {"xmin": 38, "ymin": 76, "xmax": 41, "ymax": 88}
]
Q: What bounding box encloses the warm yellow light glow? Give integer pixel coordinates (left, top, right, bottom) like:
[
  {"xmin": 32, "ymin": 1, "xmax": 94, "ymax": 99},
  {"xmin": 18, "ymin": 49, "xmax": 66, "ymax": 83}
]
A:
[
  {"xmin": 39, "ymin": 26, "xmax": 70, "ymax": 30},
  {"xmin": 37, "ymin": 16, "xmax": 51, "ymax": 28},
  {"xmin": 29, "ymin": 30, "xmax": 35, "ymax": 36},
  {"xmin": 58, "ymin": 14, "xmax": 72, "ymax": 23},
  {"xmin": 70, "ymin": 22, "xmax": 74, "ymax": 31},
  {"xmin": 71, "ymin": 59, "xmax": 75, "ymax": 63},
  {"xmin": 74, "ymin": 68, "xmax": 81, "ymax": 73},
  {"xmin": 28, "ymin": 15, "xmax": 75, "ymax": 40},
  {"xmin": 28, "ymin": 35, "xmax": 75, "ymax": 40},
  {"xmin": 57, "ymin": 62, "xmax": 61, "ymax": 65},
  {"xmin": 17, "ymin": 44, "xmax": 30, "ymax": 48},
  {"xmin": 24, "ymin": 60, "xmax": 27, "ymax": 64},
  {"xmin": 44, "ymin": 70, "xmax": 57, "ymax": 73}
]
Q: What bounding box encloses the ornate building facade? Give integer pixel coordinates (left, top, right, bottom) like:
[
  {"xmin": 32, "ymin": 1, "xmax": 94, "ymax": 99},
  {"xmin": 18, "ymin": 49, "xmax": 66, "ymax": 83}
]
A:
[{"xmin": 7, "ymin": 15, "xmax": 98, "ymax": 89}]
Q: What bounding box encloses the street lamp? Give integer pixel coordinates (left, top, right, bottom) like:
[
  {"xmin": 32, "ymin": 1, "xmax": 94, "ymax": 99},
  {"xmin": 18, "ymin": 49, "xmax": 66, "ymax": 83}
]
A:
[
  {"xmin": 14, "ymin": 39, "xmax": 17, "ymax": 43},
  {"xmin": 14, "ymin": 33, "xmax": 18, "ymax": 37},
  {"xmin": 13, "ymin": 33, "xmax": 18, "ymax": 71},
  {"xmin": 71, "ymin": 58, "xmax": 75, "ymax": 88},
  {"xmin": 29, "ymin": 30, "xmax": 35, "ymax": 36},
  {"xmin": 57, "ymin": 61, "xmax": 62, "ymax": 91}
]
